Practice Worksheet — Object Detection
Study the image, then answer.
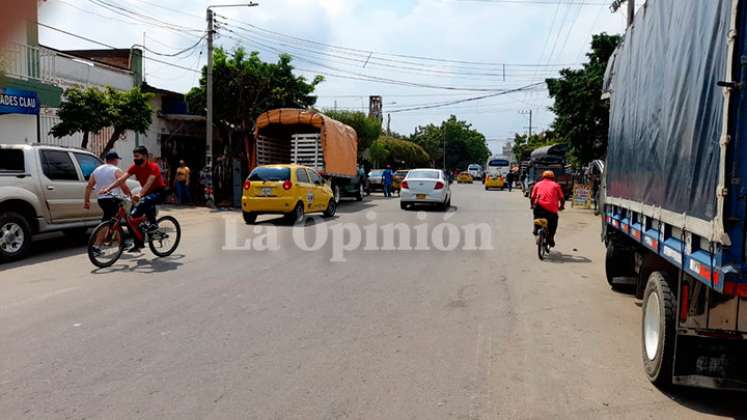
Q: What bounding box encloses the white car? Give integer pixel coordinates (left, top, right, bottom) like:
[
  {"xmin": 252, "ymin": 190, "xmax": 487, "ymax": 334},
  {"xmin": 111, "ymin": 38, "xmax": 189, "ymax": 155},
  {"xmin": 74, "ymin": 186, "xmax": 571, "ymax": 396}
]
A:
[{"xmin": 400, "ymin": 169, "xmax": 451, "ymax": 211}]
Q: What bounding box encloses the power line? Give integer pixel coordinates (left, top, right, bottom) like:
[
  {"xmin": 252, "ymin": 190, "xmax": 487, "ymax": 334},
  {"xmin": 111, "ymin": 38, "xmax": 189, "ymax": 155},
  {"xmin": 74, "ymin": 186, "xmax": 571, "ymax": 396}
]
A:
[
  {"xmin": 37, "ymin": 22, "xmax": 201, "ymax": 74},
  {"xmin": 387, "ymin": 82, "xmax": 544, "ymax": 113},
  {"xmin": 219, "ymin": 15, "xmax": 581, "ymax": 68}
]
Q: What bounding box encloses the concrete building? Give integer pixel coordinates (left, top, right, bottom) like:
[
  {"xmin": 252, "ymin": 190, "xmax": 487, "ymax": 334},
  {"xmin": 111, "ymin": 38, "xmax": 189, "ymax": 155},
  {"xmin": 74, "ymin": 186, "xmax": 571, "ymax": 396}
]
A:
[{"xmin": 0, "ymin": 4, "xmax": 143, "ymax": 166}]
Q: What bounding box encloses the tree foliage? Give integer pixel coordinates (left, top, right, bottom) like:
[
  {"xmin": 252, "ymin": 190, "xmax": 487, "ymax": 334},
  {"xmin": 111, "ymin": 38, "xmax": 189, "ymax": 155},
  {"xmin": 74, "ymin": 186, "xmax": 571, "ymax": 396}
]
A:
[
  {"xmin": 371, "ymin": 136, "xmax": 430, "ymax": 168},
  {"xmin": 51, "ymin": 86, "xmax": 153, "ymax": 156},
  {"xmin": 511, "ymin": 131, "xmax": 558, "ymax": 162},
  {"xmin": 50, "ymin": 86, "xmax": 112, "ymax": 149},
  {"xmin": 546, "ymin": 33, "xmax": 621, "ymax": 164},
  {"xmin": 410, "ymin": 115, "xmax": 490, "ymax": 170},
  {"xmin": 102, "ymin": 87, "xmax": 153, "ymax": 157},
  {"xmin": 186, "ymin": 48, "xmax": 323, "ymax": 136},
  {"xmin": 322, "ymin": 109, "xmax": 381, "ymax": 155}
]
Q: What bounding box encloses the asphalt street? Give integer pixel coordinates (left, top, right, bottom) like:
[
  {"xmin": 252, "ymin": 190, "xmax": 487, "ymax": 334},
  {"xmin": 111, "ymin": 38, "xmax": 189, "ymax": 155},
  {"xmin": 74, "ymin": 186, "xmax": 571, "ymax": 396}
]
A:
[{"xmin": 1, "ymin": 185, "xmax": 744, "ymax": 419}]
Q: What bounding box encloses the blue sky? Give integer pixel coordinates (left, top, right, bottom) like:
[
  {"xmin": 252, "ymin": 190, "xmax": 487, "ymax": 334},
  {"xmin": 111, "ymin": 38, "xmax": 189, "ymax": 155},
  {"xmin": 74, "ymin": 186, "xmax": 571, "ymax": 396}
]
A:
[{"xmin": 39, "ymin": 0, "xmax": 630, "ymax": 156}]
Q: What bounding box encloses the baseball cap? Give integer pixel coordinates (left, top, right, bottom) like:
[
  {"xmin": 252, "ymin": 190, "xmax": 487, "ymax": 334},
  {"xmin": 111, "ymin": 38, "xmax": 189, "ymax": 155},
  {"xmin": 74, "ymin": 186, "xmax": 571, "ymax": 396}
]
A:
[{"xmin": 105, "ymin": 151, "xmax": 121, "ymax": 161}]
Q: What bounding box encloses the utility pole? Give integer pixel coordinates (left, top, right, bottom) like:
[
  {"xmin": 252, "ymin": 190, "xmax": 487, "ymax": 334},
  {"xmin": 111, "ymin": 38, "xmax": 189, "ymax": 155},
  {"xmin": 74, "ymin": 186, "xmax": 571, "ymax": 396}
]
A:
[
  {"xmin": 520, "ymin": 109, "xmax": 533, "ymax": 138},
  {"xmin": 205, "ymin": 2, "xmax": 258, "ymax": 204},
  {"xmin": 206, "ymin": 8, "xmax": 214, "ymax": 174}
]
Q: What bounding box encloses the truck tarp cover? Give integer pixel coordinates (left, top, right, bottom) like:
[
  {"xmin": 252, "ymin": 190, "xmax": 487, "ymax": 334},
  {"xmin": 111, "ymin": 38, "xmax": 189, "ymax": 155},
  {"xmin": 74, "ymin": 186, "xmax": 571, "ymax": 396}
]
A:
[
  {"xmin": 605, "ymin": 0, "xmax": 731, "ymax": 221},
  {"xmin": 255, "ymin": 108, "xmax": 358, "ymax": 177}
]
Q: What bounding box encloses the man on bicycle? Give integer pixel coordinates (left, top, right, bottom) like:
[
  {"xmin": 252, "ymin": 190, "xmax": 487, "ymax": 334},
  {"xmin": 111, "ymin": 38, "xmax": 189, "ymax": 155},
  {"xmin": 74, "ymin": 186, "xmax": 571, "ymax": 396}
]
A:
[
  {"xmin": 531, "ymin": 170, "xmax": 565, "ymax": 248},
  {"xmin": 84, "ymin": 151, "xmax": 132, "ymax": 220},
  {"xmin": 102, "ymin": 146, "xmax": 167, "ymax": 250}
]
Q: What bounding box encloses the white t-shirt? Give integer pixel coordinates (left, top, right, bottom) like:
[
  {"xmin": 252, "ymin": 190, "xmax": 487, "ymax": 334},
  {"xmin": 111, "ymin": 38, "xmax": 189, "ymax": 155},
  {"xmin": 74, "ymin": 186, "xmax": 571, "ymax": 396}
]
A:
[{"xmin": 91, "ymin": 164, "xmax": 123, "ymax": 197}]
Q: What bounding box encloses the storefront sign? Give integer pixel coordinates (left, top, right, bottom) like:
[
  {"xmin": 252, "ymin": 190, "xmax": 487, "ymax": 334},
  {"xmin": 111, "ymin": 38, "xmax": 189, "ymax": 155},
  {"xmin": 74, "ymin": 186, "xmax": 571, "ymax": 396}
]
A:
[
  {"xmin": 0, "ymin": 87, "xmax": 39, "ymax": 115},
  {"xmin": 573, "ymin": 184, "xmax": 592, "ymax": 209}
]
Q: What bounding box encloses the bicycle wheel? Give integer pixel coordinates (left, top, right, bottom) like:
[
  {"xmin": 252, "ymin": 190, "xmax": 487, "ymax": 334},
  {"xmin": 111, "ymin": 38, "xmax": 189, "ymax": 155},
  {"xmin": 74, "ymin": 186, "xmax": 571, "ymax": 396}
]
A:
[
  {"xmin": 537, "ymin": 229, "xmax": 547, "ymax": 261},
  {"xmin": 148, "ymin": 215, "xmax": 181, "ymax": 257},
  {"xmin": 88, "ymin": 221, "xmax": 124, "ymax": 268}
]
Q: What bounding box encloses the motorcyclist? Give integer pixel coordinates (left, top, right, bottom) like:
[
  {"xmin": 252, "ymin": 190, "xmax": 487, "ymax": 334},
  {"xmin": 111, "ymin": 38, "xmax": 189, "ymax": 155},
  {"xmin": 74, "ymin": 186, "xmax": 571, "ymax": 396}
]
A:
[{"xmin": 531, "ymin": 170, "xmax": 565, "ymax": 247}]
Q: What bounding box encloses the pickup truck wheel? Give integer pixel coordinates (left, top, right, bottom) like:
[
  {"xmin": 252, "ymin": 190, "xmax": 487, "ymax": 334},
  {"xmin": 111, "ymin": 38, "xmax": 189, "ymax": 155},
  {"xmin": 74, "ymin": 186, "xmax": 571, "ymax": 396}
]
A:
[
  {"xmin": 642, "ymin": 271, "xmax": 675, "ymax": 387},
  {"xmin": 0, "ymin": 212, "xmax": 31, "ymax": 262}
]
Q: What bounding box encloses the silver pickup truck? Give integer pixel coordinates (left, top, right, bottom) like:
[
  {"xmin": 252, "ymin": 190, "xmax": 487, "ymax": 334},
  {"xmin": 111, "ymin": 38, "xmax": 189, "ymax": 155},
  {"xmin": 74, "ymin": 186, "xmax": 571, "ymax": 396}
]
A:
[{"xmin": 0, "ymin": 144, "xmax": 139, "ymax": 262}]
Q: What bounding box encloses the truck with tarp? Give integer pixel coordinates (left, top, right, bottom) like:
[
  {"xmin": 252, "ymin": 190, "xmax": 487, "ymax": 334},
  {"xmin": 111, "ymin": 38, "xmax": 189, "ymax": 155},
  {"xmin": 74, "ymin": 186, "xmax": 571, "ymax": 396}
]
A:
[
  {"xmin": 602, "ymin": 0, "xmax": 747, "ymax": 390},
  {"xmin": 524, "ymin": 144, "xmax": 573, "ymax": 199},
  {"xmin": 252, "ymin": 108, "xmax": 365, "ymax": 202}
]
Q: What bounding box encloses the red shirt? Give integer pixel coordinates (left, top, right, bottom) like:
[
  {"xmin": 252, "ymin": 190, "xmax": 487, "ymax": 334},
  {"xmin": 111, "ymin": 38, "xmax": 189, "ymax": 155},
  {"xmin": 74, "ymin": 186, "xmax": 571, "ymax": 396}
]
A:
[
  {"xmin": 531, "ymin": 179, "xmax": 564, "ymax": 213},
  {"xmin": 128, "ymin": 162, "xmax": 166, "ymax": 191}
]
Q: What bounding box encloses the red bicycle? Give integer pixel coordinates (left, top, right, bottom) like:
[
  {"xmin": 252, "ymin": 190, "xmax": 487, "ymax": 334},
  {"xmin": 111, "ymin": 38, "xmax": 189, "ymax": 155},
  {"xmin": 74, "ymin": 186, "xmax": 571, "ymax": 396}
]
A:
[{"xmin": 87, "ymin": 194, "xmax": 181, "ymax": 268}]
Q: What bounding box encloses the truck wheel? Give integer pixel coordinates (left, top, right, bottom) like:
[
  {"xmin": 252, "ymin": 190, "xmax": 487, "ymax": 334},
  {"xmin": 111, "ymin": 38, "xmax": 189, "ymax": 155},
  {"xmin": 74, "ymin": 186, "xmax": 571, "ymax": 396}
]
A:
[
  {"xmin": 242, "ymin": 211, "xmax": 257, "ymax": 225},
  {"xmin": 0, "ymin": 211, "xmax": 32, "ymax": 262},
  {"xmin": 333, "ymin": 184, "xmax": 341, "ymax": 204},
  {"xmin": 605, "ymin": 242, "xmax": 634, "ymax": 289},
  {"xmin": 642, "ymin": 271, "xmax": 676, "ymax": 387}
]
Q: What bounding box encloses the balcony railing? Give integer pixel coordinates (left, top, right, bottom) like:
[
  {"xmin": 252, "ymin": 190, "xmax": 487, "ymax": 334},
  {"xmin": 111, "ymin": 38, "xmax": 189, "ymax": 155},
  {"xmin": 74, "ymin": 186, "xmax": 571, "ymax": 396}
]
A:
[
  {"xmin": 0, "ymin": 42, "xmax": 55, "ymax": 83},
  {"xmin": 1, "ymin": 42, "xmax": 133, "ymax": 91}
]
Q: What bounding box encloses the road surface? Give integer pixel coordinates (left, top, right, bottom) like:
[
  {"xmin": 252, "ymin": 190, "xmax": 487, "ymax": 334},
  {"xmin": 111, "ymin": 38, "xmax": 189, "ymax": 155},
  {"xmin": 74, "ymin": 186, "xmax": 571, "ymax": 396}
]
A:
[{"xmin": 0, "ymin": 185, "xmax": 743, "ymax": 419}]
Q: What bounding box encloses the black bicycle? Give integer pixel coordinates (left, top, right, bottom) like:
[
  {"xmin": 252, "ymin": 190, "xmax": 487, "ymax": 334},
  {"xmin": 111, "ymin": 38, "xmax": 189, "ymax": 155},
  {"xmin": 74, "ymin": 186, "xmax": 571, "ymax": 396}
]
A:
[{"xmin": 534, "ymin": 218, "xmax": 550, "ymax": 260}]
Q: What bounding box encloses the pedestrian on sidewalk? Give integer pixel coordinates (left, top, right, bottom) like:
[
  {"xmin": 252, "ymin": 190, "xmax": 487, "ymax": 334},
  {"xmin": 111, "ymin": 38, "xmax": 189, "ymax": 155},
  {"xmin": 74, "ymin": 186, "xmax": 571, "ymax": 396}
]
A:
[{"xmin": 175, "ymin": 159, "xmax": 192, "ymax": 205}]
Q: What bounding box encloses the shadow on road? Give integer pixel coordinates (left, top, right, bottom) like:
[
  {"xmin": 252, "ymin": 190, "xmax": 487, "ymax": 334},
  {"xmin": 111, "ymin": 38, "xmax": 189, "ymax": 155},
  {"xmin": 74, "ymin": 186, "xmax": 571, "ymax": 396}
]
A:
[
  {"xmin": 91, "ymin": 253, "xmax": 185, "ymax": 274},
  {"xmin": 544, "ymin": 251, "xmax": 592, "ymax": 264},
  {"xmin": 663, "ymin": 387, "xmax": 746, "ymax": 419},
  {"xmin": 1, "ymin": 233, "xmax": 87, "ymax": 270}
]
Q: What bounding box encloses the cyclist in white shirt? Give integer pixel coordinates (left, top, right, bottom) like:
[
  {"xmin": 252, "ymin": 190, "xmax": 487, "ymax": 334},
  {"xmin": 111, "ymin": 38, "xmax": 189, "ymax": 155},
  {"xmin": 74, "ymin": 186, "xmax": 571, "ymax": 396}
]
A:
[{"xmin": 84, "ymin": 151, "xmax": 132, "ymax": 221}]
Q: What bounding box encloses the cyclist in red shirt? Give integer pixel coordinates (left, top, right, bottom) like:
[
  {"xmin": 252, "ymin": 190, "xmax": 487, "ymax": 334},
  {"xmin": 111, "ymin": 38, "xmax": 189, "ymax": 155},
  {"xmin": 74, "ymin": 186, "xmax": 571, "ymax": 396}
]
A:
[
  {"xmin": 102, "ymin": 146, "xmax": 167, "ymax": 251},
  {"xmin": 531, "ymin": 170, "xmax": 565, "ymax": 247}
]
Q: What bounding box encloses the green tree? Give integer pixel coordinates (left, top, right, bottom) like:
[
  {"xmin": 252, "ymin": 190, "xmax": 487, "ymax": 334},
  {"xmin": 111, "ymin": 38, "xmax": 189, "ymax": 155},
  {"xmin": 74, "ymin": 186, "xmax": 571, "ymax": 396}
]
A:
[
  {"xmin": 546, "ymin": 33, "xmax": 621, "ymax": 163},
  {"xmin": 373, "ymin": 136, "xmax": 430, "ymax": 168},
  {"xmin": 50, "ymin": 86, "xmax": 110, "ymax": 149},
  {"xmin": 51, "ymin": 86, "xmax": 153, "ymax": 157},
  {"xmin": 186, "ymin": 48, "xmax": 323, "ymax": 146},
  {"xmin": 368, "ymin": 141, "xmax": 389, "ymax": 166},
  {"xmin": 410, "ymin": 115, "xmax": 490, "ymax": 170},
  {"xmin": 101, "ymin": 87, "xmax": 154, "ymax": 158},
  {"xmin": 322, "ymin": 110, "xmax": 382, "ymax": 156},
  {"xmin": 511, "ymin": 131, "xmax": 558, "ymax": 162}
]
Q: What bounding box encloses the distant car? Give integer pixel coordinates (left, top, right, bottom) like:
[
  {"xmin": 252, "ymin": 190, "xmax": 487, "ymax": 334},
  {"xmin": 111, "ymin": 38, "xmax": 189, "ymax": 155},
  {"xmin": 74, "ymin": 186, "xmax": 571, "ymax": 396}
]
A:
[
  {"xmin": 241, "ymin": 164, "xmax": 336, "ymax": 225},
  {"xmin": 484, "ymin": 174, "xmax": 506, "ymax": 190},
  {"xmin": 367, "ymin": 169, "xmax": 385, "ymax": 192},
  {"xmin": 467, "ymin": 164, "xmax": 483, "ymax": 180},
  {"xmin": 456, "ymin": 171, "xmax": 473, "ymax": 184},
  {"xmin": 392, "ymin": 170, "xmax": 409, "ymax": 193},
  {"xmin": 400, "ymin": 169, "xmax": 452, "ymax": 211}
]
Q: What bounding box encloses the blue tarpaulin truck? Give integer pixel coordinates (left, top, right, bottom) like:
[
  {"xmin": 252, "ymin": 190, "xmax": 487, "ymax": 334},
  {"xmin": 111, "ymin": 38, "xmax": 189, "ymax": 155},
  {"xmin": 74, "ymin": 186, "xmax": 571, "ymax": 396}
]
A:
[{"xmin": 602, "ymin": 0, "xmax": 747, "ymax": 390}]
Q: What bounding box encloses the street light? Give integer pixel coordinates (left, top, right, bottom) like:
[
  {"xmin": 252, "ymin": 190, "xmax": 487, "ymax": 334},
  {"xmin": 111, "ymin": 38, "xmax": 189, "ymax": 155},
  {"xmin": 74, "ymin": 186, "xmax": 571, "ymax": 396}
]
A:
[{"xmin": 205, "ymin": 2, "xmax": 259, "ymax": 203}]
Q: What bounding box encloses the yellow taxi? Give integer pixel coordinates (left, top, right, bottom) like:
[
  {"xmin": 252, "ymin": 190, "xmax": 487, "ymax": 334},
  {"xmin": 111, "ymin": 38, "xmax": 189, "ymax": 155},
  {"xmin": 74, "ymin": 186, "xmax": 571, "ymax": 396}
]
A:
[
  {"xmin": 456, "ymin": 171, "xmax": 474, "ymax": 184},
  {"xmin": 484, "ymin": 173, "xmax": 506, "ymax": 190},
  {"xmin": 241, "ymin": 164, "xmax": 336, "ymax": 224},
  {"xmin": 392, "ymin": 170, "xmax": 409, "ymax": 194}
]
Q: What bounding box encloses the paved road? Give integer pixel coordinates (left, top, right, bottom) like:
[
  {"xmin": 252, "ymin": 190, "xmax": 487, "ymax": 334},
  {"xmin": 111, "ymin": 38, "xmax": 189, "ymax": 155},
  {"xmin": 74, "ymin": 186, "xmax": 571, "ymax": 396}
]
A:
[{"xmin": 0, "ymin": 185, "xmax": 743, "ymax": 419}]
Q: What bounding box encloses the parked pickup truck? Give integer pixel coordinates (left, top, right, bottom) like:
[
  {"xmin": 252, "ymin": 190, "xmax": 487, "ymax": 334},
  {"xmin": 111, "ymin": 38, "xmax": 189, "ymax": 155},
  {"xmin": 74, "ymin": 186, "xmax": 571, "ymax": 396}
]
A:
[
  {"xmin": 0, "ymin": 144, "xmax": 139, "ymax": 262},
  {"xmin": 602, "ymin": 1, "xmax": 747, "ymax": 391}
]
